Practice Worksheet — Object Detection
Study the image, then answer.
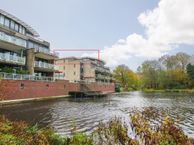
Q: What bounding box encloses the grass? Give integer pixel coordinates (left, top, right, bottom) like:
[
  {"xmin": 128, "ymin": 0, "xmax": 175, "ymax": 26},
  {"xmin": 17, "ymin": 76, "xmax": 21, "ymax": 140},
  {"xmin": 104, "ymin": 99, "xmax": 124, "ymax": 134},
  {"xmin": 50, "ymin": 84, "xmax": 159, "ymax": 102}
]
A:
[
  {"xmin": 143, "ymin": 88, "xmax": 194, "ymax": 93},
  {"xmin": 0, "ymin": 107, "xmax": 194, "ymax": 145}
]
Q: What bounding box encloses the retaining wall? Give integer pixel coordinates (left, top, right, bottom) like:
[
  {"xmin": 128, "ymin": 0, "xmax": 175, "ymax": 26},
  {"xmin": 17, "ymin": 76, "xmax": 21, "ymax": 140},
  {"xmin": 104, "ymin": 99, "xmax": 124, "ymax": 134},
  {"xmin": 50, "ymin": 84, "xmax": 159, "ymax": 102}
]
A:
[{"xmin": 0, "ymin": 80, "xmax": 115, "ymax": 101}]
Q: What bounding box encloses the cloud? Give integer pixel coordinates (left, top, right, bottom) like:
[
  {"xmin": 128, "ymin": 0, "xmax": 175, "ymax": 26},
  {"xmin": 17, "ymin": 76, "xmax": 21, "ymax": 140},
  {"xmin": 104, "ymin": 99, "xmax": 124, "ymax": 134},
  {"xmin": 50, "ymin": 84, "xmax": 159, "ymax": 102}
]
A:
[
  {"xmin": 91, "ymin": 0, "xmax": 194, "ymax": 68},
  {"xmin": 139, "ymin": 0, "xmax": 194, "ymax": 45}
]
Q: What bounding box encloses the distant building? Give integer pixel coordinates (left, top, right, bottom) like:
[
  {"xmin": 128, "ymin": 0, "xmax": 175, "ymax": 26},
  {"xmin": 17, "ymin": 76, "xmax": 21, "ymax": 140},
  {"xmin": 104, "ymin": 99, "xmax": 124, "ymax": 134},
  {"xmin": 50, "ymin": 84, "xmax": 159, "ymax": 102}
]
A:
[
  {"xmin": 55, "ymin": 57, "xmax": 113, "ymax": 83},
  {"xmin": 0, "ymin": 9, "xmax": 57, "ymax": 77}
]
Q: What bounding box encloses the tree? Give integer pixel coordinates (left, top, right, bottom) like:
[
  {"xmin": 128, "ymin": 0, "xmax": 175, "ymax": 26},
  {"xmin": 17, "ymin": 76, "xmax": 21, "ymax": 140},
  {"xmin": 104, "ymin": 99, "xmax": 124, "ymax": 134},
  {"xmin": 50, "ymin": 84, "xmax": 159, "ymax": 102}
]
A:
[
  {"xmin": 159, "ymin": 52, "xmax": 190, "ymax": 71},
  {"xmin": 186, "ymin": 63, "xmax": 194, "ymax": 88},
  {"xmin": 139, "ymin": 52, "xmax": 190, "ymax": 90},
  {"xmin": 176, "ymin": 52, "xmax": 190, "ymax": 71},
  {"xmin": 113, "ymin": 65, "xmax": 139, "ymax": 91},
  {"xmin": 140, "ymin": 60, "xmax": 161, "ymax": 89}
]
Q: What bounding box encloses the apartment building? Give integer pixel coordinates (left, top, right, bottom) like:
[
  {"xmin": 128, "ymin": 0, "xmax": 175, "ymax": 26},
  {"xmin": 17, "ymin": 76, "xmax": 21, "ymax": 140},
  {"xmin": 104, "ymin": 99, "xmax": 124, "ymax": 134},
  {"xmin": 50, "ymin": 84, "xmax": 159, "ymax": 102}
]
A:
[
  {"xmin": 55, "ymin": 57, "xmax": 113, "ymax": 83},
  {"xmin": 0, "ymin": 9, "xmax": 57, "ymax": 77}
]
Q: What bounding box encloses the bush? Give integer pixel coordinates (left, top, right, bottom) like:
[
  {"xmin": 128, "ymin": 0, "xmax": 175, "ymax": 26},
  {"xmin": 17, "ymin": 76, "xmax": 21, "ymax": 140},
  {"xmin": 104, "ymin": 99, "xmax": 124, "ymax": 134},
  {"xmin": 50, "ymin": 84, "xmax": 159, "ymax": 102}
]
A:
[{"xmin": 0, "ymin": 108, "xmax": 194, "ymax": 145}]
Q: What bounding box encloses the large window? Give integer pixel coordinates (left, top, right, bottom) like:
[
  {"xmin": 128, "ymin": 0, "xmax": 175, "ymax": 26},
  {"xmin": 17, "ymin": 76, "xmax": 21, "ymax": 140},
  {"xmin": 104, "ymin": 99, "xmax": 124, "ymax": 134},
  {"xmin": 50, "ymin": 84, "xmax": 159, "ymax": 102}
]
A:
[
  {"xmin": 10, "ymin": 20, "xmax": 15, "ymax": 30},
  {"xmin": 4, "ymin": 17, "xmax": 10, "ymax": 27},
  {"xmin": 15, "ymin": 23, "xmax": 19, "ymax": 32},
  {"xmin": 28, "ymin": 41, "xmax": 34, "ymax": 48},
  {"xmin": 21, "ymin": 27, "xmax": 25, "ymax": 35},
  {"xmin": 19, "ymin": 25, "xmax": 25, "ymax": 34},
  {"xmin": 0, "ymin": 15, "xmax": 4, "ymax": 25},
  {"xmin": 0, "ymin": 14, "xmax": 26, "ymax": 35},
  {"xmin": 19, "ymin": 25, "xmax": 22, "ymax": 33}
]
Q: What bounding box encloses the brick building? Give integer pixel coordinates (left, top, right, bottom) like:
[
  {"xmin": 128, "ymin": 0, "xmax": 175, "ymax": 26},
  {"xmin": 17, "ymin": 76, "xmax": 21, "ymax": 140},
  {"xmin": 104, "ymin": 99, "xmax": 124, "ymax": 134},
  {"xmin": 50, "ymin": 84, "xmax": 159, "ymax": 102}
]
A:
[{"xmin": 55, "ymin": 57, "xmax": 113, "ymax": 83}]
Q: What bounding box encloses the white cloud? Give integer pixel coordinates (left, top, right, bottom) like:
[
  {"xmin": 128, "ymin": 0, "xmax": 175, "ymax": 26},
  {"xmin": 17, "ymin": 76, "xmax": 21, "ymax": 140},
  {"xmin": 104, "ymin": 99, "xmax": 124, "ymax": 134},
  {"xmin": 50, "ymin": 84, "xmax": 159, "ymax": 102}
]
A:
[
  {"xmin": 91, "ymin": 0, "xmax": 194, "ymax": 68},
  {"xmin": 139, "ymin": 0, "xmax": 194, "ymax": 45}
]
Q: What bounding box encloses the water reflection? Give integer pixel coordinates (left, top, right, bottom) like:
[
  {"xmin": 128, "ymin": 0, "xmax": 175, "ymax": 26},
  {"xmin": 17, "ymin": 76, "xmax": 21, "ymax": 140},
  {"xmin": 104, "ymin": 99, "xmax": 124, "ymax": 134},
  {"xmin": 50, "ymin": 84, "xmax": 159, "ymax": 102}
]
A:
[{"xmin": 0, "ymin": 92, "xmax": 194, "ymax": 137}]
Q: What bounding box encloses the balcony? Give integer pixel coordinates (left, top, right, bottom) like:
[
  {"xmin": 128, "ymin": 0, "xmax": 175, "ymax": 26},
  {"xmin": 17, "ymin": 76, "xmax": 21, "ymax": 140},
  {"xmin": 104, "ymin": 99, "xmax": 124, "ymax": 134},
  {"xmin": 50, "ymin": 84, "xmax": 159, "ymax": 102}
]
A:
[
  {"xmin": 95, "ymin": 66, "xmax": 111, "ymax": 74},
  {"xmin": 0, "ymin": 31, "xmax": 26, "ymax": 48},
  {"xmin": 35, "ymin": 47, "xmax": 58, "ymax": 57},
  {"xmin": 96, "ymin": 74, "xmax": 112, "ymax": 80},
  {"xmin": 0, "ymin": 53, "xmax": 25, "ymax": 65},
  {"xmin": 0, "ymin": 72, "xmax": 54, "ymax": 82},
  {"xmin": 34, "ymin": 61, "xmax": 54, "ymax": 70}
]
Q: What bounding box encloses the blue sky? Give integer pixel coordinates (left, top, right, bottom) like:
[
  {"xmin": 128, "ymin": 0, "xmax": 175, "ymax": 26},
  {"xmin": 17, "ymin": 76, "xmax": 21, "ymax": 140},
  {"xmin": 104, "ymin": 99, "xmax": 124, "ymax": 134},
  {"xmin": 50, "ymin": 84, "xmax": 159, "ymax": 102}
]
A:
[{"xmin": 1, "ymin": 0, "xmax": 194, "ymax": 70}]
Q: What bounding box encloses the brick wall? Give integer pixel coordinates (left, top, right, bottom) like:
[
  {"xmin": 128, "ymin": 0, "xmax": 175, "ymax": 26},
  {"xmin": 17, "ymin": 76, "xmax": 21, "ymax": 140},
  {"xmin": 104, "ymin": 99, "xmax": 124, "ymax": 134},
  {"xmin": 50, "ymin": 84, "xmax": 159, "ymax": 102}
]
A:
[
  {"xmin": 0, "ymin": 80, "xmax": 69, "ymax": 100},
  {"xmin": 85, "ymin": 83, "xmax": 115, "ymax": 92},
  {"xmin": 0, "ymin": 80, "xmax": 115, "ymax": 101}
]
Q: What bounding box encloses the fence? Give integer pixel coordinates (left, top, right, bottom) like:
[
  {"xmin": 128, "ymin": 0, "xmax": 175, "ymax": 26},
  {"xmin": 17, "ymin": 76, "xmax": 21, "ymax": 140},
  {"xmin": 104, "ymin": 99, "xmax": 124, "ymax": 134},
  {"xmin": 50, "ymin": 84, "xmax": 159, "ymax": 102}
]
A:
[{"xmin": 0, "ymin": 72, "xmax": 54, "ymax": 82}]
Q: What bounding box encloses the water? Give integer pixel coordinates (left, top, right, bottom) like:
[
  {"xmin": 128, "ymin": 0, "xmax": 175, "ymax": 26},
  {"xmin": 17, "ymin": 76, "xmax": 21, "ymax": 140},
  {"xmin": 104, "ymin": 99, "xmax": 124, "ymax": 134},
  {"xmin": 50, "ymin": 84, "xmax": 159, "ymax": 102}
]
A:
[{"xmin": 0, "ymin": 92, "xmax": 194, "ymax": 137}]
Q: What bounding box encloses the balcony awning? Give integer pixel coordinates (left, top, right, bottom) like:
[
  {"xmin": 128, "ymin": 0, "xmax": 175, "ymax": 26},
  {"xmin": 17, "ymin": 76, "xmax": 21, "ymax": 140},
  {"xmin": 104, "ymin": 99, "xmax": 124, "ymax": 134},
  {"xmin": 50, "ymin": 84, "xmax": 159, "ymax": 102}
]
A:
[
  {"xmin": 35, "ymin": 52, "xmax": 58, "ymax": 60},
  {"xmin": 34, "ymin": 67, "xmax": 54, "ymax": 73},
  {"xmin": 0, "ymin": 59, "xmax": 25, "ymax": 66}
]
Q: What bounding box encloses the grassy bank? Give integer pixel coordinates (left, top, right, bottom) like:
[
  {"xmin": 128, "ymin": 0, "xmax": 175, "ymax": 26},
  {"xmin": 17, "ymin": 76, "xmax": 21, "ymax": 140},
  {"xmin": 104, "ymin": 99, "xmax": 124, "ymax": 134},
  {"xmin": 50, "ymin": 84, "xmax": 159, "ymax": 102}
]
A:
[
  {"xmin": 143, "ymin": 88, "xmax": 194, "ymax": 93},
  {"xmin": 0, "ymin": 107, "xmax": 194, "ymax": 145}
]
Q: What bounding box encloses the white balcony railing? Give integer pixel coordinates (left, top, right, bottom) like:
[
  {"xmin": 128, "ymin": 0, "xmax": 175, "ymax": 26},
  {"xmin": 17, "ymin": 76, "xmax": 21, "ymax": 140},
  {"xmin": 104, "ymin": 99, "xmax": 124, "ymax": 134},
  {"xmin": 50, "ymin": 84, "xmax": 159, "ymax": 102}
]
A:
[
  {"xmin": 35, "ymin": 47, "xmax": 58, "ymax": 56},
  {"xmin": 0, "ymin": 31, "xmax": 26, "ymax": 47},
  {"xmin": 0, "ymin": 72, "xmax": 54, "ymax": 82},
  {"xmin": 34, "ymin": 61, "xmax": 54, "ymax": 69},
  {"xmin": 0, "ymin": 53, "xmax": 25, "ymax": 65}
]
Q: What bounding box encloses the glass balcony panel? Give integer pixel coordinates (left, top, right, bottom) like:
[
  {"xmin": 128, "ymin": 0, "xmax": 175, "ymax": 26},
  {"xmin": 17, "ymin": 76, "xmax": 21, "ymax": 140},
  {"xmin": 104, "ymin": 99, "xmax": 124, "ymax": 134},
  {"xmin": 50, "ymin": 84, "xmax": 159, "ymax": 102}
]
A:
[
  {"xmin": 0, "ymin": 52, "xmax": 25, "ymax": 65},
  {"xmin": 0, "ymin": 31, "xmax": 26, "ymax": 47},
  {"xmin": 35, "ymin": 61, "xmax": 54, "ymax": 69}
]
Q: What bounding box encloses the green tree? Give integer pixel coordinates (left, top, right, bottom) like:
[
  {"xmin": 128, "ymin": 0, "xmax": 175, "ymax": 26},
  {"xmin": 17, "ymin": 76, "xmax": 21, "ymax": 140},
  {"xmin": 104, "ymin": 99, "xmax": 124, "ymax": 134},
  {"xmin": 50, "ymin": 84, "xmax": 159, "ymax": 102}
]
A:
[
  {"xmin": 113, "ymin": 65, "xmax": 138, "ymax": 91},
  {"xmin": 186, "ymin": 63, "xmax": 194, "ymax": 88},
  {"xmin": 140, "ymin": 60, "xmax": 161, "ymax": 89}
]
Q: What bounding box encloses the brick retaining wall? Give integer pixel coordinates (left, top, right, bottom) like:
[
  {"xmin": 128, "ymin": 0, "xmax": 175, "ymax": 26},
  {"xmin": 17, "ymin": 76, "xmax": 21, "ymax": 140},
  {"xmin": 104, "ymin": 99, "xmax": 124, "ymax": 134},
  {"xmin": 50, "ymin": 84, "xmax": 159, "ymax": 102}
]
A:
[{"xmin": 0, "ymin": 80, "xmax": 115, "ymax": 101}]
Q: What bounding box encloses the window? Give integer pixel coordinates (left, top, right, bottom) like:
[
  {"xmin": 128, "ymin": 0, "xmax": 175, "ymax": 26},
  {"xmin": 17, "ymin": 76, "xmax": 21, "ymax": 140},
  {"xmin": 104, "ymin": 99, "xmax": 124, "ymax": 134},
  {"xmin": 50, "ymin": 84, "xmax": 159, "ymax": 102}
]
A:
[
  {"xmin": 0, "ymin": 15, "xmax": 4, "ymax": 25},
  {"xmin": 22, "ymin": 27, "xmax": 26, "ymax": 34},
  {"xmin": 74, "ymin": 64, "xmax": 76, "ymax": 68},
  {"xmin": 4, "ymin": 17, "xmax": 10, "ymax": 27},
  {"xmin": 34, "ymin": 44, "xmax": 39, "ymax": 50},
  {"xmin": 74, "ymin": 72, "xmax": 76, "ymax": 75},
  {"xmin": 19, "ymin": 25, "xmax": 22, "ymax": 33},
  {"xmin": 10, "ymin": 20, "xmax": 15, "ymax": 30},
  {"xmin": 64, "ymin": 66, "xmax": 65, "ymax": 69},
  {"xmin": 28, "ymin": 41, "xmax": 34, "ymax": 48},
  {"xmin": 20, "ymin": 26, "xmax": 25, "ymax": 35},
  {"xmin": 15, "ymin": 23, "xmax": 19, "ymax": 32}
]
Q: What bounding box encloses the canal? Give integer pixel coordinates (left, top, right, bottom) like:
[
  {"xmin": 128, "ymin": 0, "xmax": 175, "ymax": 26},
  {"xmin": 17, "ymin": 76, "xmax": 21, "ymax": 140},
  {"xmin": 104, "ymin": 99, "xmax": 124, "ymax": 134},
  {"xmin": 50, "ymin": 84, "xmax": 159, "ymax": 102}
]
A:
[{"xmin": 0, "ymin": 92, "xmax": 194, "ymax": 137}]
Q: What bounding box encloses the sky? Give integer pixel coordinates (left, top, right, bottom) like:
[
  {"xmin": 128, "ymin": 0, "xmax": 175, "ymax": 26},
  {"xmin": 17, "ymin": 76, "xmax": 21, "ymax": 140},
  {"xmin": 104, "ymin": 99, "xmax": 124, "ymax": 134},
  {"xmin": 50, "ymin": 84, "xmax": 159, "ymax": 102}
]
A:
[{"xmin": 1, "ymin": 0, "xmax": 194, "ymax": 70}]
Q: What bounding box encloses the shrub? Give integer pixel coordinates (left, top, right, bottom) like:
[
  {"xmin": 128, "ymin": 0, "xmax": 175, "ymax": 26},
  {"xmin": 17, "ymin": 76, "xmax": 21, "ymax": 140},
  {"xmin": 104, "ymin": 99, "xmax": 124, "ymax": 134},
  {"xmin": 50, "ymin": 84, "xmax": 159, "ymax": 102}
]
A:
[{"xmin": 0, "ymin": 108, "xmax": 194, "ymax": 145}]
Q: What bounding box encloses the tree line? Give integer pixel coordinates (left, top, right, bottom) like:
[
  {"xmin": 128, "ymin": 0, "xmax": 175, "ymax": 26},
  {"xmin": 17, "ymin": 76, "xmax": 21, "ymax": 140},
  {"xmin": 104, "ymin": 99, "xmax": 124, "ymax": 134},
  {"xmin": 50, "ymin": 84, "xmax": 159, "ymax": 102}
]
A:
[{"xmin": 113, "ymin": 52, "xmax": 194, "ymax": 91}]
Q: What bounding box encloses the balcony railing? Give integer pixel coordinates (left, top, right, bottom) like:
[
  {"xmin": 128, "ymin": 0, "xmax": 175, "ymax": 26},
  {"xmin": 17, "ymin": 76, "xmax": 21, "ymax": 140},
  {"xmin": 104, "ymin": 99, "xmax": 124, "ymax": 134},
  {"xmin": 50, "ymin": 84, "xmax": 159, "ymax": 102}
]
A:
[
  {"xmin": 96, "ymin": 74, "xmax": 112, "ymax": 80},
  {"xmin": 95, "ymin": 66, "xmax": 110, "ymax": 74},
  {"xmin": 0, "ymin": 31, "xmax": 26, "ymax": 47},
  {"xmin": 0, "ymin": 72, "xmax": 54, "ymax": 82},
  {"xmin": 35, "ymin": 47, "xmax": 58, "ymax": 56},
  {"xmin": 0, "ymin": 53, "xmax": 25, "ymax": 65},
  {"xmin": 34, "ymin": 61, "xmax": 54, "ymax": 69}
]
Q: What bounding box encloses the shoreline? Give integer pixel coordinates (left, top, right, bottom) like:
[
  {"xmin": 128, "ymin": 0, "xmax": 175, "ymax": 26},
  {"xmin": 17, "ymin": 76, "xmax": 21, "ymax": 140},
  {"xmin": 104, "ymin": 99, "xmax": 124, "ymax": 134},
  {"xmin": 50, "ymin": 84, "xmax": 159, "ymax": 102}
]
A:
[
  {"xmin": 142, "ymin": 89, "xmax": 194, "ymax": 93},
  {"xmin": 0, "ymin": 92, "xmax": 115, "ymax": 106},
  {"xmin": 0, "ymin": 95, "xmax": 70, "ymax": 106}
]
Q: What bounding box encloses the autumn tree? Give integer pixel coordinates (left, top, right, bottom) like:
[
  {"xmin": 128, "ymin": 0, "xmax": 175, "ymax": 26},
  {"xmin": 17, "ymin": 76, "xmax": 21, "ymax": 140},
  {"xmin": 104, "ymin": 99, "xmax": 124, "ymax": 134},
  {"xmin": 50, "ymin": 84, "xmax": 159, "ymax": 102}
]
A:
[
  {"xmin": 113, "ymin": 65, "xmax": 139, "ymax": 91},
  {"xmin": 139, "ymin": 60, "xmax": 161, "ymax": 89},
  {"xmin": 139, "ymin": 52, "xmax": 190, "ymax": 89}
]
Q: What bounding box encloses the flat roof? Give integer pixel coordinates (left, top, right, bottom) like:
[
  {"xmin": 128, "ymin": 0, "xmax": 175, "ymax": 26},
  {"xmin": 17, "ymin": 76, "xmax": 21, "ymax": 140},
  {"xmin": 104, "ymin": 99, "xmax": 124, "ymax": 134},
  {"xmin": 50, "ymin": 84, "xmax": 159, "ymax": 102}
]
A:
[
  {"xmin": 0, "ymin": 9, "xmax": 39, "ymax": 37},
  {"xmin": 57, "ymin": 57, "xmax": 105, "ymax": 64}
]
